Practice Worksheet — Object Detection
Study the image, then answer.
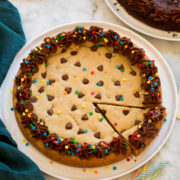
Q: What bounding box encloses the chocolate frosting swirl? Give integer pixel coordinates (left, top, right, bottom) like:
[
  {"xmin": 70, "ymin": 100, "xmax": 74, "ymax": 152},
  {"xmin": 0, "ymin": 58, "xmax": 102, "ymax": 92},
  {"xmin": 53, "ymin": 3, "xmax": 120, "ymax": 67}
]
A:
[
  {"xmin": 15, "ymin": 73, "xmax": 32, "ymax": 88},
  {"xmin": 171, "ymin": 8, "xmax": 180, "ymax": 23}
]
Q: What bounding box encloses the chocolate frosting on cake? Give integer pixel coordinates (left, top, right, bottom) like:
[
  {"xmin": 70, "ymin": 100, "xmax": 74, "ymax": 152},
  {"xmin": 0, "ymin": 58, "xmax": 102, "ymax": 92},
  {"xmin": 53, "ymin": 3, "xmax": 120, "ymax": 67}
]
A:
[{"xmin": 117, "ymin": 0, "xmax": 180, "ymax": 32}]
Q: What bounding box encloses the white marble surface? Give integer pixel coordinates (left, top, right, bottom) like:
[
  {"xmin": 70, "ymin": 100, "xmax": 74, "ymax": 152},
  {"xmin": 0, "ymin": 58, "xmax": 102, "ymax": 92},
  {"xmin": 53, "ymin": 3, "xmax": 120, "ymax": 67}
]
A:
[{"xmin": 9, "ymin": 0, "xmax": 180, "ymax": 179}]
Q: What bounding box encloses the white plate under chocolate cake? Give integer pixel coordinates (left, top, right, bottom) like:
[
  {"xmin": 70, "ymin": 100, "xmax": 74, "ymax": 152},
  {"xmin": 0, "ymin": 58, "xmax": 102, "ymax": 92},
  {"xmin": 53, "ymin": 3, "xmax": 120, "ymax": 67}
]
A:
[{"xmin": 13, "ymin": 26, "xmax": 166, "ymax": 167}]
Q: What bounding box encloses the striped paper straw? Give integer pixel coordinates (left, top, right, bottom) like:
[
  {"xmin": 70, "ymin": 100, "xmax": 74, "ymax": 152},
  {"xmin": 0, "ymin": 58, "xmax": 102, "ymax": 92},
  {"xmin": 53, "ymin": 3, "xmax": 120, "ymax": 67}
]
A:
[
  {"xmin": 141, "ymin": 163, "xmax": 147, "ymax": 180},
  {"xmin": 135, "ymin": 161, "xmax": 169, "ymax": 180},
  {"xmin": 150, "ymin": 162, "xmax": 163, "ymax": 180},
  {"xmin": 132, "ymin": 169, "xmax": 141, "ymax": 180}
]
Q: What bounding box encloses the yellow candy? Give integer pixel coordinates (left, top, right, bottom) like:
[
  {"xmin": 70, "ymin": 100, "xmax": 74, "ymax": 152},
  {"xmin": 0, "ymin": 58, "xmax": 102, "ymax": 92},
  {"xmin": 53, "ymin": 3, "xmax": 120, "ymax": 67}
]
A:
[
  {"xmin": 122, "ymin": 78, "xmax": 126, "ymax": 82},
  {"xmin": 83, "ymin": 36, "xmax": 86, "ymax": 40},
  {"xmin": 40, "ymin": 122, "xmax": 44, "ymax": 125},
  {"xmin": 98, "ymin": 116, "xmax": 102, "ymax": 120},
  {"xmin": 10, "ymin": 90, "xmax": 13, "ymax": 93},
  {"xmin": 36, "ymin": 96, "xmax": 39, "ymax": 99},
  {"xmin": 22, "ymin": 112, "xmax": 26, "ymax": 116},
  {"xmin": 131, "ymin": 50, "xmax": 135, "ymax": 54},
  {"xmin": 57, "ymin": 110, "xmax": 61, "ymax": 114},
  {"xmin": 65, "ymin": 145, "xmax": 68, "ymax": 149},
  {"xmin": 22, "ymin": 139, "xmax": 26, "ymax": 143},
  {"xmin": 138, "ymin": 125, "xmax": 142, "ymax": 128},
  {"xmin": 82, "ymin": 104, "xmax": 86, "ymax": 108},
  {"xmin": 104, "ymin": 38, "xmax": 108, "ymax": 43},
  {"xmin": 25, "ymin": 109, "xmax": 28, "ymax": 113},
  {"xmin": 105, "ymin": 167, "xmax": 110, "ymax": 170},
  {"xmin": 90, "ymin": 169, "xmax": 94, "ymax": 173},
  {"xmin": 21, "ymin": 78, "xmax": 24, "ymax": 82},
  {"xmin": 155, "ymin": 73, "xmax": 159, "ymax": 77},
  {"xmin": 92, "ymin": 145, "xmax": 96, "ymax": 149},
  {"xmin": 147, "ymin": 81, "xmax": 150, "ymax": 84},
  {"xmin": 41, "ymin": 79, "xmax": 44, "ymax": 82}
]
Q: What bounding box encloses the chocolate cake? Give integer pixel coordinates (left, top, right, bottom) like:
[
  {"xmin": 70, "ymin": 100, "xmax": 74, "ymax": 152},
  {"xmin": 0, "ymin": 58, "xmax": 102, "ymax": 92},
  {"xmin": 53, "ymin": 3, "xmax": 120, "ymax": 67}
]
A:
[
  {"xmin": 13, "ymin": 26, "xmax": 166, "ymax": 167},
  {"xmin": 117, "ymin": 0, "xmax": 180, "ymax": 32}
]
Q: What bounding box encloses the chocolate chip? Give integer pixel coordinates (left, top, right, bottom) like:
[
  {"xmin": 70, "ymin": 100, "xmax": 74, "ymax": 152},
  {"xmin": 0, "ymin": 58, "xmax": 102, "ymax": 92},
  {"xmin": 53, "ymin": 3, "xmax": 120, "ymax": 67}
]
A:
[
  {"xmin": 61, "ymin": 48, "xmax": 66, "ymax": 53},
  {"xmin": 95, "ymin": 107, "xmax": 100, "ymax": 113},
  {"xmin": 62, "ymin": 74, "xmax": 69, "ymax": 81},
  {"xmin": 78, "ymin": 129, "xmax": 84, "ymax": 134},
  {"xmin": 97, "ymin": 65, "xmax": 103, "ymax": 71},
  {"xmin": 78, "ymin": 92, "xmax": 85, "ymax": 98},
  {"xmin": 134, "ymin": 92, "xmax": 140, "ymax": 98},
  {"xmin": 71, "ymin": 105, "xmax": 77, "ymax": 111},
  {"xmin": 115, "ymin": 95, "xmax": 122, "ymax": 101},
  {"xmin": 114, "ymin": 80, "xmax": 120, "ymax": 86},
  {"xmin": 60, "ymin": 58, "xmax": 67, "ymax": 64},
  {"xmin": 65, "ymin": 122, "xmax": 72, "ymax": 129},
  {"xmin": 41, "ymin": 72, "xmax": 46, "ymax": 78},
  {"xmin": 48, "ymin": 96, "xmax": 54, "ymax": 101},
  {"xmin": 94, "ymin": 132, "xmax": 100, "ymax": 139},
  {"xmin": 123, "ymin": 110, "xmax": 129, "ymax": 116},
  {"xmin": 47, "ymin": 109, "xmax": 53, "ymax": 115},
  {"xmin": 74, "ymin": 61, "xmax": 81, "ymax": 67},
  {"xmin": 30, "ymin": 97, "xmax": 37, "ymax": 103},
  {"xmin": 83, "ymin": 79, "xmax": 89, "ymax": 85},
  {"xmin": 38, "ymin": 87, "xmax": 44, "ymax": 93},
  {"xmin": 134, "ymin": 120, "xmax": 141, "ymax": 125},
  {"xmin": 94, "ymin": 93, "xmax": 101, "ymax": 100},
  {"xmin": 65, "ymin": 87, "xmax": 72, "ymax": 94},
  {"xmin": 101, "ymin": 109, "xmax": 106, "ymax": 115},
  {"xmin": 105, "ymin": 53, "xmax": 112, "ymax": 59},
  {"xmin": 71, "ymin": 51, "xmax": 78, "ymax": 56},
  {"xmin": 49, "ymin": 79, "xmax": 55, "ymax": 85},
  {"xmin": 130, "ymin": 69, "xmax": 136, "ymax": 76},
  {"xmin": 91, "ymin": 45, "xmax": 97, "ymax": 51},
  {"xmin": 97, "ymin": 81, "xmax": 104, "ymax": 86},
  {"xmin": 81, "ymin": 114, "xmax": 88, "ymax": 120}
]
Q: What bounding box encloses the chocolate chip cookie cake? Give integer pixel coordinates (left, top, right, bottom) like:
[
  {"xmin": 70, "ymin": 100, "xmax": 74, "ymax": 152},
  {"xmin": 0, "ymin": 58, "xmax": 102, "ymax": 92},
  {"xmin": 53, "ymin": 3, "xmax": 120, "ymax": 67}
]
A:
[
  {"xmin": 13, "ymin": 26, "xmax": 166, "ymax": 167},
  {"xmin": 117, "ymin": 0, "xmax": 180, "ymax": 32}
]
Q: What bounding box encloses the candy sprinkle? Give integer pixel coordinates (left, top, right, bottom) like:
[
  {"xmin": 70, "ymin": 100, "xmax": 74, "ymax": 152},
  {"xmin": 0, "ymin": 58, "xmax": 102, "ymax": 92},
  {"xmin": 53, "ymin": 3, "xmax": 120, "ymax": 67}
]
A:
[
  {"xmin": 82, "ymin": 169, "xmax": 86, "ymax": 173},
  {"xmin": 90, "ymin": 169, "xmax": 94, "ymax": 173},
  {"xmin": 94, "ymin": 170, "xmax": 98, "ymax": 174},
  {"xmin": 22, "ymin": 139, "xmax": 26, "ymax": 143},
  {"xmin": 10, "ymin": 107, "xmax": 14, "ymax": 111},
  {"xmin": 49, "ymin": 161, "xmax": 53, "ymax": 164},
  {"xmin": 25, "ymin": 142, "xmax": 29, "ymax": 146},
  {"xmin": 89, "ymin": 112, "xmax": 93, "ymax": 115},
  {"xmin": 122, "ymin": 78, "xmax": 126, "ymax": 82},
  {"xmin": 113, "ymin": 166, "xmax": 117, "ymax": 170},
  {"xmin": 105, "ymin": 167, "xmax": 110, "ymax": 171},
  {"xmin": 10, "ymin": 90, "xmax": 13, "ymax": 93},
  {"xmin": 57, "ymin": 110, "xmax": 62, "ymax": 114},
  {"xmin": 164, "ymin": 118, "xmax": 167, "ymax": 122},
  {"xmin": 82, "ymin": 104, "xmax": 86, "ymax": 108}
]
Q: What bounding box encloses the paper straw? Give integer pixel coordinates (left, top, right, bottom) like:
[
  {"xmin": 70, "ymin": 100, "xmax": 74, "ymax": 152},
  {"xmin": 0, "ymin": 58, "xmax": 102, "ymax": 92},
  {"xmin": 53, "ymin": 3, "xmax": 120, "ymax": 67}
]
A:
[
  {"xmin": 132, "ymin": 169, "xmax": 141, "ymax": 180},
  {"xmin": 150, "ymin": 162, "xmax": 163, "ymax": 180},
  {"xmin": 141, "ymin": 163, "xmax": 147, "ymax": 180},
  {"xmin": 135, "ymin": 161, "xmax": 169, "ymax": 180}
]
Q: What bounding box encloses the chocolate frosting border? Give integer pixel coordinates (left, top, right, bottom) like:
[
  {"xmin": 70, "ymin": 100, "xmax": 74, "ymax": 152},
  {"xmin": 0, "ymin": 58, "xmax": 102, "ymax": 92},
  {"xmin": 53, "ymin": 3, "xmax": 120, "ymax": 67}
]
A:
[{"xmin": 14, "ymin": 26, "xmax": 165, "ymax": 159}]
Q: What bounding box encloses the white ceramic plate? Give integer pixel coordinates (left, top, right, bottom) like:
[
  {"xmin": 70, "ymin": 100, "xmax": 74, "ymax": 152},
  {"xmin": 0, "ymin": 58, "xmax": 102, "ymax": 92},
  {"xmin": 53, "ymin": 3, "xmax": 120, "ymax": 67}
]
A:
[
  {"xmin": 105, "ymin": 0, "xmax": 180, "ymax": 41},
  {"xmin": 0, "ymin": 21, "xmax": 177, "ymax": 180}
]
